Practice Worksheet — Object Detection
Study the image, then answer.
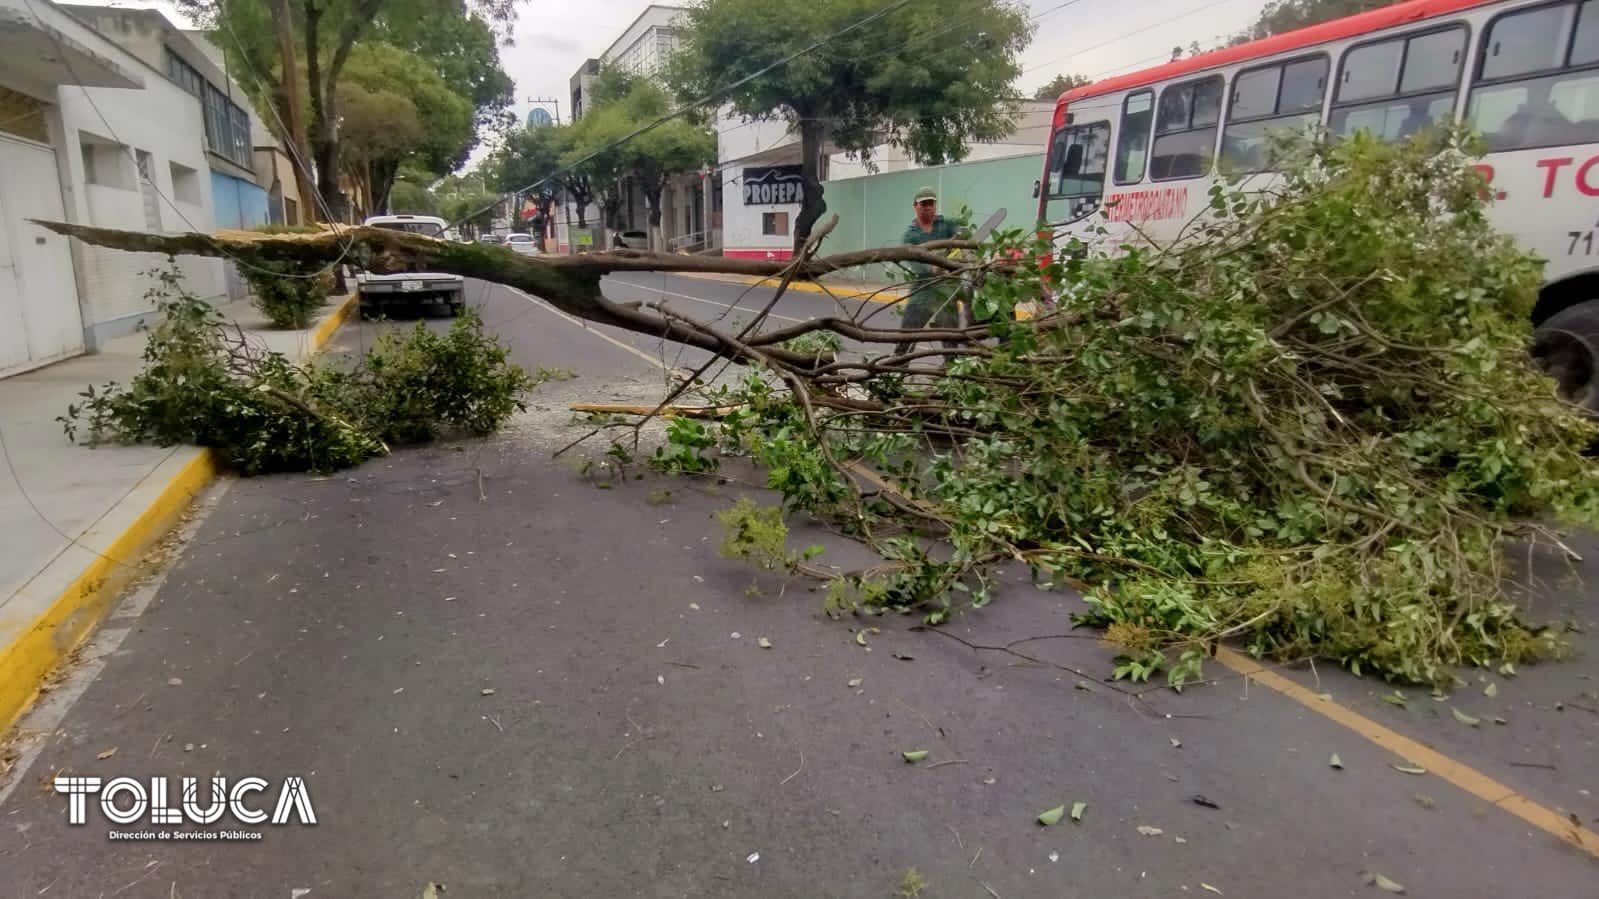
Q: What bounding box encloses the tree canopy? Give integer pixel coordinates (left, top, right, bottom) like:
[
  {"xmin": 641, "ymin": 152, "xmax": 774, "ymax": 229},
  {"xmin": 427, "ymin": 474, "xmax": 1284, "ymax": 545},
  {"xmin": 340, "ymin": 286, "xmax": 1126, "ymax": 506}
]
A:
[
  {"xmin": 1232, "ymin": 0, "xmax": 1401, "ymax": 43},
  {"xmin": 668, "ymin": 0, "xmax": 1033, "ymax": 251},
  {"xmin": 1033, "ymin": 73, "xmax": 1091, "ymax": 101}
]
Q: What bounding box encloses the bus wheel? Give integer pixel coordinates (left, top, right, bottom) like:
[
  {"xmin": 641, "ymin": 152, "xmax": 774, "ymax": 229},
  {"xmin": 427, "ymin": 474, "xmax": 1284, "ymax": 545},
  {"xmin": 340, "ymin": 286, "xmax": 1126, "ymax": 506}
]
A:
[{"xmin": 1531, "ymin": 300, "xmax": 1599, "ymax": 413}]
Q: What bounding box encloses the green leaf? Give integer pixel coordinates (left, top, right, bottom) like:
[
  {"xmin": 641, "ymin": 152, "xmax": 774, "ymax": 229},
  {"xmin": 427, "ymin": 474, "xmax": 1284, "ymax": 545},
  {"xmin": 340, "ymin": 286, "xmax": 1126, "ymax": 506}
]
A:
[
  {"xmin": 1329, "ymin": 753, "xmax": 1343, "ymax": 769},
  {"xmin": 854, "ymin": 631, "xmax": 868, "ymax": 647},
  {"xmin": 902, "ymin": 750, "xmax": 929, "ymax": 763},
  {"xmin": 1069, "ymin": 800, "xmax": 1087, "ymax": 822},
  {"xmin": 1391, "ymin": 763, "xmax": 1427, "ymax": 776},
  {"xmin": 1381, "ymin": 692, "xmax": 1408, "ymax": 708},
  {"xmin": 1451, "ymin": 707, "xmax": 1481, "ymax": 727},
  {"xmin": 1037, "ymin": 804, "xmax": 1066, "ymax": 826},
  {"xmin": 757, "ymin": 636, "xmax": 772, "ymax": 649},
  {"xmin": 421, "ymin": 884, "xmax": 445, "ymax": 899},
  {"xmin": 1483, "ymin": 681, "xmax": 1498, "ymax": 698}
]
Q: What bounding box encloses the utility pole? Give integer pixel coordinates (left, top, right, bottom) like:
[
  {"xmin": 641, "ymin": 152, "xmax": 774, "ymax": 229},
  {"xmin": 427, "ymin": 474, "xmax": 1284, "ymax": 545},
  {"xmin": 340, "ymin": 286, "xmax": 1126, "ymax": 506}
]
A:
[{"xmin": 269, "ymin": 0, "xmax": 316, "ymax": 224}]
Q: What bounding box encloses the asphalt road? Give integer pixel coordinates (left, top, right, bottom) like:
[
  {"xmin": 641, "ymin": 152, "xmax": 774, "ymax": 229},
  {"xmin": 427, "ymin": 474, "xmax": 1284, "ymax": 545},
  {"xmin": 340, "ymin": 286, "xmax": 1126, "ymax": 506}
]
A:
[{"xmin": 1, "ymin": 276, "xmax": 1596, "ymax": 898}]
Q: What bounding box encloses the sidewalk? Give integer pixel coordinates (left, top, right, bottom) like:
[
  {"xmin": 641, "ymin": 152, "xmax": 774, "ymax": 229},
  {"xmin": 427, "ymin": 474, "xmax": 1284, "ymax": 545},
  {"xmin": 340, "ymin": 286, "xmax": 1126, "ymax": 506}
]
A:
[{"xmin": 0, "ymin": 291, "xmax": 355, "ymax": 731}]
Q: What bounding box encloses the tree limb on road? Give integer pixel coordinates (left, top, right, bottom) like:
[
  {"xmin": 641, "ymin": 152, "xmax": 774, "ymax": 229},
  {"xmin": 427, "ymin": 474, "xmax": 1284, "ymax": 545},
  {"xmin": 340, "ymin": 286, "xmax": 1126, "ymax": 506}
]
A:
[{"xmin": 32, "ymin": 219, "xmax": 980, "ymax": 373}]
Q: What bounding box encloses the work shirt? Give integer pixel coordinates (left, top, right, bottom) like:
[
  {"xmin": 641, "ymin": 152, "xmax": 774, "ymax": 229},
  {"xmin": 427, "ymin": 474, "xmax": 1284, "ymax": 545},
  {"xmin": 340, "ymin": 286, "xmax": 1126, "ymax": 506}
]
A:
[{"xmin": 901, "ymin": 216, "xmax": 961, "ymax": 278}]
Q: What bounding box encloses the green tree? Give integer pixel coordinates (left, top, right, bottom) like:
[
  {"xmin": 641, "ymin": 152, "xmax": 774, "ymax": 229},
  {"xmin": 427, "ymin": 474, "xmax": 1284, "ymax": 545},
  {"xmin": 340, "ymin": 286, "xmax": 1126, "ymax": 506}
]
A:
[
  {"xmin": 185, "ymin": 0, "xmax": 515, "ymax": 220},
  {"xmin": 669, "ymin": 0, "xmax": 1032, "ymax": 252},
  {"xmin": 387, "ymin": 177, "xmax": 439, "ymax": 215},
  {"xmin": 566, "ymin": 81, "xmax": 714, "ymax": 249},
  {"xmin": 493, "ymin": 124, "xmax": 597, "ymax": 230},
  {"xmin": 340, "ymin": 43, "xmax": 474, "ymax": 210},
  {"xmin": 370, "ymin": 2, "xmax": 516, "ymax": 152},
  {"xmin": 431, "ymin": 171, "xmax": 498, "ymax": 236},
  {"xmin": 1232, "ymin": 0, "xmax": 1400, "ymax": 43},
  {"xmin": 1033, "ymin": 73, "xmax": 1091, "ymax": 101}
]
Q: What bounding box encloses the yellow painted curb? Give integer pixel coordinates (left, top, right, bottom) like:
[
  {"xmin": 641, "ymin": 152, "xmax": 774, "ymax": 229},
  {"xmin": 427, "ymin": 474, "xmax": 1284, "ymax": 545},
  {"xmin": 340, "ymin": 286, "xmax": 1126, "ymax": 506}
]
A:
[
  {"xmin": 1215, "ymin": 647, "xmax": 1599, "ymax": 859},
  {"xmin": 0, "ymin": 293, "xmax": 357, "ymax": 733},
  {"xmin": 0, "ymin": 450, "xmax": 216, "ymax": 731},
  {"xmin": 677, "ymin": 272, "xmax": 904, "ymax": 304}
]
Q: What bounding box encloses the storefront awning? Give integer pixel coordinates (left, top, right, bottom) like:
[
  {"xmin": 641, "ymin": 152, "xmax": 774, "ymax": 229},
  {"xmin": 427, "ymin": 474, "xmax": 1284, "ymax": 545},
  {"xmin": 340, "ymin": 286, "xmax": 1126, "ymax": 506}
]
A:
[{"xmin": 0, "ymin": 5, "xmax": 142, "ymax": 91}]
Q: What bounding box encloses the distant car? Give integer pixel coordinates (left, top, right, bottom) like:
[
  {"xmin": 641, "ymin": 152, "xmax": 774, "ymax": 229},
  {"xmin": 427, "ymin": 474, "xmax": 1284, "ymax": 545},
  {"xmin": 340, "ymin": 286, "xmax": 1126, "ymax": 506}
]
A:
[
  {"xmin": 355, "ymin": 214, "xmax": 464, "ymax": 317},
  {"xmin": 613, "ymin": 230, "xmax": 649, "ymax": 250},
  {"xmin": 477, "ymin": 234, "xmax": 504, "ymax": 246},
  {"xmin": 504, "ymin": 233, "xmax": 541, "ymax": 256}
]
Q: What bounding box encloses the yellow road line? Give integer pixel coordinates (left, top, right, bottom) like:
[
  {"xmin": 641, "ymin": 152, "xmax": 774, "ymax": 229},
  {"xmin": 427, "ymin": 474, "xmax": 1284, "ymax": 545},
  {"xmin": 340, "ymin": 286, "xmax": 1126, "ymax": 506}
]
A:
[{"xmin": 1214, "ymin": 647, "xmax": 1599, "ymax": 858}]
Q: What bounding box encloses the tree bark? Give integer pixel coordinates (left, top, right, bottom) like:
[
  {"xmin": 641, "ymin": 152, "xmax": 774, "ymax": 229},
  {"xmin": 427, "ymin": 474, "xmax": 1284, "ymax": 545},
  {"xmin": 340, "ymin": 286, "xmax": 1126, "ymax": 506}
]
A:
[
  {"xmin": 794, "ymin": 117, "xmax": 827, "ymax": 255},
  {"xmin": 33, "ymin": 220, "xmax": 978, "ymax": 372},
  {"xmin": 643, "ymin": 174, "xmax": 665, "ymax": 252}
]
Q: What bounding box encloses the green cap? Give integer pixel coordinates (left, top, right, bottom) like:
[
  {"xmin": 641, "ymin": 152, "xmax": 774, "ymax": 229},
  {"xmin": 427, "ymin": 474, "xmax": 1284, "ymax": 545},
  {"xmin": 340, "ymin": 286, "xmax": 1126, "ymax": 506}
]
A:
[{"xmin": 913, "ymin": 186, "xmax": 937, "ymax": 203}]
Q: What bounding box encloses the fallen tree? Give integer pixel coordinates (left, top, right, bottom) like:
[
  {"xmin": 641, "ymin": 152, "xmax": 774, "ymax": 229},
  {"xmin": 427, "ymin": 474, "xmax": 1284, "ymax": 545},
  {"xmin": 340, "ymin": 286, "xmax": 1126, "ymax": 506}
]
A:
[{"xmin": 37, "ymin": 131, "xmax": 1599, "ymax": 685}]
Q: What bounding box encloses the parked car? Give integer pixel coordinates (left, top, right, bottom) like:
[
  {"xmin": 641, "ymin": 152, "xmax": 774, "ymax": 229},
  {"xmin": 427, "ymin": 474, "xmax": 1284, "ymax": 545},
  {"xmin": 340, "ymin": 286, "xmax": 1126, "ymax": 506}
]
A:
[
  {"xmin": 613, "ymin": 230, "xmax": 649, "ymax": 250},
  {"xmin": 504, "ymin": 233, "xmax": 541, "ymax": 256},
  {"xmin": 477, "ymin": 234, "xmax": 504, "ymax": 246},
  {"xmin": 355, "ymin": 214, "xmax": 464, "ymax": 317}
]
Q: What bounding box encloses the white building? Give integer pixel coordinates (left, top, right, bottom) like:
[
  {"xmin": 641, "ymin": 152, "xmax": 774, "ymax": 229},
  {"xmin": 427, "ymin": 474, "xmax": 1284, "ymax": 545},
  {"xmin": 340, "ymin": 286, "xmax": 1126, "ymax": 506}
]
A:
[
  {"xmin": 716, "ymin": 100, "xmax": 1056, "ymax": 261},
  {"xmin": 0, "ymin": 0, "xmax": 226, "ymax": 377},
  {"xmin": 556, "ymin": 5, "xmax": 707, "ymax": 253}
]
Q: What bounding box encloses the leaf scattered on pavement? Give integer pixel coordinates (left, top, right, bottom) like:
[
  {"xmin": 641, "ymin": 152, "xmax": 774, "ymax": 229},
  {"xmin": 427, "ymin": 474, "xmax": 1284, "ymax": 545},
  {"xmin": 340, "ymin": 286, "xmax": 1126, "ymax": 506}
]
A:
[
  {"xmin": 746, "ymin": 852, "xmax": 759, "ymax": 864},
  {"xmin": 480, "ymin": 688, "xmax": 495, "ymax": 696},
  {"xmin": 902, "ymin": 750, "xmax": 929, "ymax": 764},
  {"xmin": 1201, "ymin": 884, "xmax": 1223, "ymax": 895},
  {"xmin": 1391, "ymin": 763, "xmax": 1427, "ymax": 775},
  {"xmin": 1170, "ymin": 737, "xmax": 1182, "ymax": 748},
  {"xmin": 1484, "ymin": 681, "xmax": 1499, "ymax": 698},
  {"xmin": 656, "ymin": 675, "xmax": 665, "ymax": 685},
  {"xmin": 1413, "ymin": 793, "xmax": 1435, "ymax": 809},
  {"xmin": 1329, "ymin": 753, "xmax": 1344, "ymax": 769},
  {"xmin": 1070, "ymin": 801, "xmax": 1087, "ymax": 822},
  {"xmin": 855, "ymin": 631, "xmax": 868, "ymax": 647},
  {"xmin": 1381, "ymin": 691, "xmax": 1407, "ymax": 708},
  {"xmin": 420, "ymin": 883, "xmax": 445, "ymax": 899},
  {"xmin": 167, "ymin": 677, "xmax": 183, "ymax": 686},
  {"xmin": 847, "ymin": 677, "xmax": 863, "ymax": 688},
  {"xmin": 1074, "ymin": 680, "xmax": 1092, "ymax": 690},
  {"xmin": 1136, "ymin": 825, "xmax": 1164, "ymax": 836},
  {"xmin": 1364, "ymin": 871, "xmax": 1406, "ymax": 893},
  {"xmin": 1037, "ymin": 805, "xmax": 1066, "ymax": 826},
  {"xmin": 689, "ymin": 602, "xmax": 700, "ymax": 610},
  {"xmin": 96, "ymin": 747, "xmax": 117, "ymax": 761},
  {"xmin": 757, "ymin": 637, "xmax": 772, "ymax": 649},
  {"xmin": 1451, "ymin": 707, "xmax": 1481, "ymax": 727},
  {"xmin": 1492, "ymin": 716, "xmax": 1507, "ymax": 725}
]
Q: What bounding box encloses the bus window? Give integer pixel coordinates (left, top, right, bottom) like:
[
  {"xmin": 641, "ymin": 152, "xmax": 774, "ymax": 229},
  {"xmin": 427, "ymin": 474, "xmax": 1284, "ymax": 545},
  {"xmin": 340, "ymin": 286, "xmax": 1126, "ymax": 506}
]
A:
[
  {"xmin": 1469, "ymin": 1, "xmax": 1599, "ymax": 150},
  {"xmin": 1044, "ymin": 120, "xmax": 1110, "ymax": 223},
  {"xmin": 1150, "ymin": 75, "xmax": 1224, "ymax": 180},
  {"xmin": 1330, "ymin": 26, "xmax": 1466, "ymax": 142},
  {"xmin": 1221, "ymin": 55, "xmax": 1328, "ymax": 172},
  {"xmin": 1115, "ymin": 91, "xmax": 1154, "ymax": 184}
]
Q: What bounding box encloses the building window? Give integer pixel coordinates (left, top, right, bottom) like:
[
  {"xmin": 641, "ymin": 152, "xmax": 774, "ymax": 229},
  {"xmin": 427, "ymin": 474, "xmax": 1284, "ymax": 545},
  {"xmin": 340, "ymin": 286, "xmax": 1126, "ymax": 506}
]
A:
[
  {"xmin": 1329, "ymin": 26, "xmax": 1467, "ymax": 142},
  {"xmin": 201, "ymin": 82, "xmax": 252, "ymax": 169},
  {"xmin": 80, "ymin": 136, "xmax": 135, "ymax": 189},
  {"xmin": 1150, "ymin": 75, "xmax": 1223, "ymax": 180},
  {"xmin": 165, "ymin": 48, "xmax": 203, "ymax": 97},
  {"xmin": 0, "ymin": 85, "xmax": 50, "ymax": 143},
  {"xmin": 1114, "ymin": 91, "xmax": 1154, "ymax": 184},
  {"xmin": 1468, "ymin": 0, "xmax": 1599, "ymax": 151},
  {"xmin": 170, "ymin": 161, "xmax": 202, "ymax": 205},
  {"xmin": 1045, "ymin": 119, "xmax": 1110, "ymax": 223},
  {"xmin": 1220, "ymin": 55, "xmax": 1328, "ymax": 172},
  {"xmin": 762, "ymin": 211, "xmax": 789, "ymax": 236}
]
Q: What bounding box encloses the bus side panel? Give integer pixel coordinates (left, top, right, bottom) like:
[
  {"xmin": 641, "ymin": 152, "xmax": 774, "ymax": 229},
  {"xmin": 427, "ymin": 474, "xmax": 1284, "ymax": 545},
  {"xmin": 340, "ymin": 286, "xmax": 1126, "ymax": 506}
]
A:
[{"xmin": 1480, "ymin": 146, "xmax": 1599, "ymax": 287}]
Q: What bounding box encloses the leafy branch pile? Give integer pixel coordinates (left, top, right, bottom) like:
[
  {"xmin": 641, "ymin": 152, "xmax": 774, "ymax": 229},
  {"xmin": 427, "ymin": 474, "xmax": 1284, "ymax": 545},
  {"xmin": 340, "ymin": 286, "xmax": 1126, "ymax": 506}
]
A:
[
  {"xmin": 242, "ymin": 225, "xmax": 336, "ymax": 329},
  {"xmin": 62, "ymin": 264, "xmax": 540, "ymax": 474},
  {"xmin": 671, "ymin": 132, "xmax": 1599, "ymax": 686}
]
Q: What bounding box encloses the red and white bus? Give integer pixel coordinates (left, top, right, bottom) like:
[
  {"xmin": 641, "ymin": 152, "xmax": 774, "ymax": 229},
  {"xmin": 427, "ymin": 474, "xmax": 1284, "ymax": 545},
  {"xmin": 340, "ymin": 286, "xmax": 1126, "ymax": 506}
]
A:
[{"xmin": 1037, "ymin": 0, "xmax": 1599, "ymax": 396}]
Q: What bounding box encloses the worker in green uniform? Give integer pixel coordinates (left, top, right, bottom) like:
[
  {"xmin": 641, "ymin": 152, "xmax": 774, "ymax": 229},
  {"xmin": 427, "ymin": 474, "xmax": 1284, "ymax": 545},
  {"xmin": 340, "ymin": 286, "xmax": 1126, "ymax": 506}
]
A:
[{"xmin": 895, "ymin": 186, "xmax": 966, "ymax": 355}]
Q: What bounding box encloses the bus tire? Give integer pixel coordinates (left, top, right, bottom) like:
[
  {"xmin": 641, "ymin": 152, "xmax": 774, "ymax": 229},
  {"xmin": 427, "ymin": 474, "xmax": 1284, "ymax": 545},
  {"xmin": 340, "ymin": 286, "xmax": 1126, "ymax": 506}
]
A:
[{"xmin": 1531, "ymin": 299, "xmax": 1599, "ymax": 414}]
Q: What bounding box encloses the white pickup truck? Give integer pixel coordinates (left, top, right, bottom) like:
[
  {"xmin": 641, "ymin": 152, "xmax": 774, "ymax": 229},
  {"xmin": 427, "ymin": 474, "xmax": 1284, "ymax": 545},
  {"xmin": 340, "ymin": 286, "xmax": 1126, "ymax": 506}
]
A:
[{"xmin": 355, "ymin": 214, "xmax": 465, "ymax": 318}]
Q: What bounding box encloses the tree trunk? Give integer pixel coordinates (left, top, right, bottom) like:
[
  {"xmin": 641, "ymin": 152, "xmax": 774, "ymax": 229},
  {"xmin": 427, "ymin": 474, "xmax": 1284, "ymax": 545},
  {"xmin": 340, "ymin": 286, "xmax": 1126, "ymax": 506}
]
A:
[
  {"xmin": 643, "ymin": 175, "xmax": 664, "ymax": 252},
  {"xmin": 303, "ymin": 4, "xmax": 346, "ymax": 223},
  {"xmin": 269, "ymin": 0, "xmax": 316, "ymax": 222},
  {"xmin": 794, "ymin": 118, "xmax": 827, "ymax": 255},
  {"xmin": 371, "ymin": 159, "xmax": 400, "ymax": 215}
]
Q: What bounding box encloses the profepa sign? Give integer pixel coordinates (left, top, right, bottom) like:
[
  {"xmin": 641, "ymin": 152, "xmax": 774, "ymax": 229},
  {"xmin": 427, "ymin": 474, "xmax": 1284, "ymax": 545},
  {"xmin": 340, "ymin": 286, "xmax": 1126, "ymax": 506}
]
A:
[
  {"xmin": 742, "ymin": 165, "xmax": 802, "ymax": 205},
  {"xmin": 56, "ymin": 774, "xmax": 316, "ymax": 839}
]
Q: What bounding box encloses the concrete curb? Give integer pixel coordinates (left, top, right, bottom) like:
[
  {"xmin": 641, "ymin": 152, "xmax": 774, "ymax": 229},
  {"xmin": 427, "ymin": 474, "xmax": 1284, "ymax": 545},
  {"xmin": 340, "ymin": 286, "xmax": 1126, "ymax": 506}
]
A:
[
  {"xmin": 0, "ymin": 291, "xmax": 357, "ymax": 732},
  {"xmin": 676, "ymin": 272, "xmax": 904, "ymax": 304}
]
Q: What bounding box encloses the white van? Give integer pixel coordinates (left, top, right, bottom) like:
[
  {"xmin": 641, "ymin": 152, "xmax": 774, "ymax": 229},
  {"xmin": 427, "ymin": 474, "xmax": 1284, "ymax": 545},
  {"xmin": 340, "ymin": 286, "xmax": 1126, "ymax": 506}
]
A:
[{"xmin": 356, "ymin": 214, "xmax": 465, "ymax": 317}]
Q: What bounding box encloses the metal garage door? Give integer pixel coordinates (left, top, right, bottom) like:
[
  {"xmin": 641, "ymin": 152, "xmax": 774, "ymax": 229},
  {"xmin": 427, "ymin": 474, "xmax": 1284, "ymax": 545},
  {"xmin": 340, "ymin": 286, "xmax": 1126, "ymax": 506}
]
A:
[{"xmin": 0, "ymin": 134, "xmax": 84, "ymax": 377}]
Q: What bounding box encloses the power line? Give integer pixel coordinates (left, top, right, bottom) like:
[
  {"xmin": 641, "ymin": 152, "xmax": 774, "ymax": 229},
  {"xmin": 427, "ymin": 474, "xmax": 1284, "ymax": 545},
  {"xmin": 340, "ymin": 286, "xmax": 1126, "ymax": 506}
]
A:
[
  {"xmin": 1022, "ymin": 0, "xmax": 1241, "ymax": 77},
  {"xmin": 17, "ymin": 0, "xmax": 355, "ymax": 281},
  {"xmin": 453, "ymin": 0, "xmax": 921, "ymax": 232}
]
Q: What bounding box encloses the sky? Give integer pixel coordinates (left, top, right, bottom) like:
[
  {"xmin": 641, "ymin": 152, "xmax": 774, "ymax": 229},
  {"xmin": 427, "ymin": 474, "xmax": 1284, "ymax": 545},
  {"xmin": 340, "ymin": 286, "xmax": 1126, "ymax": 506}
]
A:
[{"xmin": 112, "ymin": 0, "xmax": 1271, "ymax": 146}]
